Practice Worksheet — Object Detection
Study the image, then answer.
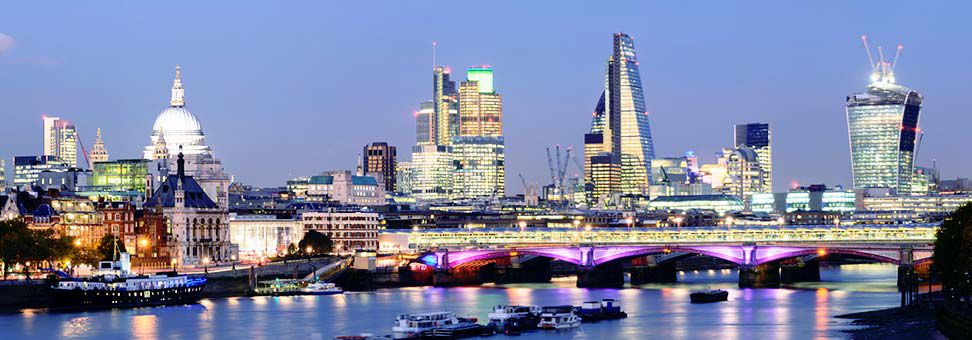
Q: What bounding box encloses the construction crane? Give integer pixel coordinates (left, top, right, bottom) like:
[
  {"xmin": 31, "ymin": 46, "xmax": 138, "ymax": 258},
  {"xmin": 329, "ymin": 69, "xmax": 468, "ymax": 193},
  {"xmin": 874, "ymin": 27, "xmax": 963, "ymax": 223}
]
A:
[{"xmin": 545, "ymin": 147, "xmax": 558, "ymax": 191}]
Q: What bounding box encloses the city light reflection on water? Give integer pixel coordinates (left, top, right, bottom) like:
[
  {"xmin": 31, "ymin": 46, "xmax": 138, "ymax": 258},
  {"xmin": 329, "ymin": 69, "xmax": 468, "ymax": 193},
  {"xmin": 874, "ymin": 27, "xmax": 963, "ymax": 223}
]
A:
[{"xmin": 1, "ymin": 263, "xmax": 901, "ymax": 339}]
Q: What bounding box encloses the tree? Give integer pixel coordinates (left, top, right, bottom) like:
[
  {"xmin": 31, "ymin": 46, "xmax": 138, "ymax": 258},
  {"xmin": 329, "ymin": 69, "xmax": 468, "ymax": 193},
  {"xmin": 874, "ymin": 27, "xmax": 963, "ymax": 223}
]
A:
[
  {"xmin": 297, "ymin": 230, "xmax": 333, "ymax": 256},
  {"xmin": 95, "ymin": 234, "xmax": 127, "ymax": 262},
  {"xmin": 0, "ymin": 220, "xmax": 35, "ymax": 279},
  {"xmin": 932, "ymin": 202, "xmax": 972, "ymax": 301}
]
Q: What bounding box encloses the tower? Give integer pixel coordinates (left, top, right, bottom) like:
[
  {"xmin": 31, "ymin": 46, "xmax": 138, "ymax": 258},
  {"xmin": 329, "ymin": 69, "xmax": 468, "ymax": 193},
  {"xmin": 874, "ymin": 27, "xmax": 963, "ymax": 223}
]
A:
[
  {"xmin": 454, "ymin": 66, "xmax": 505, "ymax": 198},
  {"xmin": 89, "ymin": 128, "xmax": 110, "ymax": 168},
  {"xmin": 42, "ymin": 116, "xmax": 78, "ymax": 167},
  {"xmin": 363, "ymin": 142, "xmax": 397, "ymax": 192},
  {"xmin": 734, "ymin": 123, "xmax": 771, "ymax": 192},
  {"xmin": 584, "ymin": 33, "xmax": 656, "ymax": 200},
  {"xmin": 846, "ymin": 36, "xmax": 921, "ymax": 194}
]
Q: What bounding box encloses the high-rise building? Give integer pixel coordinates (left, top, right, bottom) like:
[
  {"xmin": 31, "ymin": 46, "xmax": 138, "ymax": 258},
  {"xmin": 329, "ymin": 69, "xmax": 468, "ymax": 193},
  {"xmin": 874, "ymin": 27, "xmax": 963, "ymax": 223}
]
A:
[
  {"xmin": 43, "ymin": 116, "xmax": 78, "ymax": 167},
  {"xmin": 734, "ymin": 123, "xmax": 771, "ymax": 191},
  {"xmin": 395, "ymin": 161, "xmax": 413, "ymax": 194},
  {"xmin": 585, "ymin": 33, "xmax": 656, "ymax": 199},
  {"xmin": 452, "ymin": 136, "xmax": 505, "ymax": 198},
  {"xmin": 846, "ymin": 39, "xmax": 922, "ymax": 194},
  {"xmin": 89, "ymin": 128, "xmax": 110, "ymax": 168},
  {"xmin": 363, "ymin": 142, "xmax": 397, "ymax": 192},
  {"xmin": 721, "ymin": 147, "xmax": 768, "ymax": 206},
  {"xmin": 453, "ymin": 67, "xmax": 505, "ymax": 198},
  {"xmin": 415, "ymin": 101, "xmax": 435, "ymax": 145},
  {"xmin": 410, "ymin": 145, "xmax": 453, "ymax": 200},
  {"xmin": 0, "ymin": 159, "xmax": 5, "ymax": 191},
  {"xmin": 433, "ymin": 66, "xmax": 458, "ymax": 146}
]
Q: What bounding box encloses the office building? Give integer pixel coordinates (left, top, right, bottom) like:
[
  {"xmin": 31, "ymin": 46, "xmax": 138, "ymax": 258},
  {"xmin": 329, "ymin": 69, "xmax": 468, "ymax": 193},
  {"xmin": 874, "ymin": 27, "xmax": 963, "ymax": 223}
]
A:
[
  {"xmin": 363, "ymin": 142, "xmax": 397, "ymax": 192},
  {"xmin": 410, "ymin": 145, "xmax": 453, "ymax": 200},
  {"xmin": 647, "ymin": 194, "xmax": 744, "ymax": 215},
  {"xmin": 585, "ymin": 33, "xmax": 656, "ymax": 198},
  {"xmin": 305, "ymin": 171, "xmax": 385, "ymax": 206},
  {"xmin": 846, "ymin": 43, "xmax": 922, "ymax": 194},
  {"xmin": 721, "ymin": 147, "xmax": 769, "ymax": 206},
  {"xmin": 89, "ymin": 159, "xmax": 152, "ymax": 196},
  {"xmin": 860, "ymin": 194, "xmax": 972, "ymax": 217},
  {"xmin": 458, "ymin": 67, "xmax": 502, "ymax": 137},
  {"xmin": 395, "ymin": 161, "xmax": 413, "ymax": 195},
  {"xmin": 649, "ymin": 155, "xmax": 711, "ymax": 197},
  {"xmin": 749, "ymin": 185, "xmax": 855, "ymax": 214},
  {"xmin": 433, "ymin": 66, "xmax": 459, "ymax": 146},
  {"xmin": 13, "ymin": 155, "xmax": 70, "ymax": 187},
  {"xmin": 301, "ymin": 210, "xmax": 380, "ymax": 252},
  {"xmin": 42, "ymin": 116, "xmax": 78, "ymax": 167},
  {"xmin": 415, "ymin": 101, "xmax": 435, "ymax": 145},
  {"xmin": 734, "ymin": 123, "xmax": 772, "ymax": 191},
  {"xmin": 229, "ymin": 214, "xmax": 303, "ymax": 259},
  {"xmin": 452, "ymin": 136, "xmax": 505, "ymax": 198}
]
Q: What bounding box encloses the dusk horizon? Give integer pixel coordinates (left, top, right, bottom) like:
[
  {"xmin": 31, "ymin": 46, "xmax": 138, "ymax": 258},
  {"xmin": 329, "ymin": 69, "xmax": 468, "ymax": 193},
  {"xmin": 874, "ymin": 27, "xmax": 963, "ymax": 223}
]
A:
[{"xmin": 2, "ymin": 1, "xmax": 969, "ymax": 193}]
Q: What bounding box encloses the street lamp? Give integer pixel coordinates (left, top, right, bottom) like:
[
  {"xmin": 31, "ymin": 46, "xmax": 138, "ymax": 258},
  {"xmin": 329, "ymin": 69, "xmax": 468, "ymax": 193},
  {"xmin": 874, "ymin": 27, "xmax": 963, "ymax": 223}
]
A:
[
  {"xmin": 626, "ymin": 217, "xmax": 634, "ymax": 228},
  {"xmin": 673, "ymin": 216, "xmax": 684, "ymax": 233}
]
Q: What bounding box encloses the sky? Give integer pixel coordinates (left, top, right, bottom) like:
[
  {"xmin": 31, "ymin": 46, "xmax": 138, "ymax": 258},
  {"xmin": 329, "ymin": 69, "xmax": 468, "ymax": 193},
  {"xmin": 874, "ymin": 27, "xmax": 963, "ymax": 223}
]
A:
[{"xmin": 1, "ymin": 1, "xmax": 970, "ymax": 193}]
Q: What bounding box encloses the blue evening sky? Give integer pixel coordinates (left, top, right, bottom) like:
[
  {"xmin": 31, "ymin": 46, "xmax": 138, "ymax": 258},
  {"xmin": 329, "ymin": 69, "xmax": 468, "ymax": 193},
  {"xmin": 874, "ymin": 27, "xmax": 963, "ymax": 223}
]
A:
[{"xmin": 1, "ymin": 1, "xmax": 969, "ymax": 192}]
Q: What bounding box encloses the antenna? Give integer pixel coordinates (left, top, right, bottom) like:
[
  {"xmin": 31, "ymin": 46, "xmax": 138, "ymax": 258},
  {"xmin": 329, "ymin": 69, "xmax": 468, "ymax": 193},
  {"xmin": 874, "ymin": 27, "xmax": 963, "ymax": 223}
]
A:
[{"xmin": 432, "ymin": 41, "xmax": 437, "ymax": 68}]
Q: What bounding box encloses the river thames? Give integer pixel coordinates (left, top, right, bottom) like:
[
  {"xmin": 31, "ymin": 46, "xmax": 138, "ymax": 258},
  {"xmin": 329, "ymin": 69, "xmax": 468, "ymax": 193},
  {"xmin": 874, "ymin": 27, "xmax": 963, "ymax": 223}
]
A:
[{"xmin": 3, "ymin": 263, "xmax": 901, "ymax": 339}]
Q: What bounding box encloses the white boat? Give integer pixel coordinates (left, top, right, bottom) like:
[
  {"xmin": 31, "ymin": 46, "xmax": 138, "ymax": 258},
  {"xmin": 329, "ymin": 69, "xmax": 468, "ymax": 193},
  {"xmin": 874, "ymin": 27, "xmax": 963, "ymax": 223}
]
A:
[
  {"xmin": 487, "ymin": 305, "xmax": 541, "ymax": 331},
  {"xmin": 392, "ymin": 311, "xmax": 460, "ymax": 338},
  {"xmin": 302, "ymin": 282, "xmax": 343, "ymax": 295},
  {"xmin": 538, "ymin": 305, "xmax": 580, "ymax": 329}
]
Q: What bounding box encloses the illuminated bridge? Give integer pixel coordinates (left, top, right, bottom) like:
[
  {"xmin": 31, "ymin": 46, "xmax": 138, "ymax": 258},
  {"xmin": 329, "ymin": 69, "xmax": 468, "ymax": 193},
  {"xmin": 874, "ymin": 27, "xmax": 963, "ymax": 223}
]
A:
[{"xmin": 382, "ymin": 224, "xmax": 938, "ymax": 288}]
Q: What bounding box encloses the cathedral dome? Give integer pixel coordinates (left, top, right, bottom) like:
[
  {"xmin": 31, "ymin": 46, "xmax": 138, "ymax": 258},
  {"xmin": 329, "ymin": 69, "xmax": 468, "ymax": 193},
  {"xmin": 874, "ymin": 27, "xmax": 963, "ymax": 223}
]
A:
[
  {"xmin": 152, "ymin": 106, "xmax": 203, "ymax": 138},
  {"xmin": 144, "ymin": 65, "xmax": 210, "ymax": 159}
]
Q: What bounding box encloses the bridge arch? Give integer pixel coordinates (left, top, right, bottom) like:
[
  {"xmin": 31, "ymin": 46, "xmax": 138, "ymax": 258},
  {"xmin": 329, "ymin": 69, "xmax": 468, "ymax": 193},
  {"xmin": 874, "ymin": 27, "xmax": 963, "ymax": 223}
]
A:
[
  {"xmin": 591, "ymin": 246, "xmax": 747, "ymax": 266},
  {"xmin": 417, "ymin": 248, "xmax": 585, "ymax": 269},
  {"xmin": 756, "ymin": 248, "xmax": 901, "ymax": 265}
]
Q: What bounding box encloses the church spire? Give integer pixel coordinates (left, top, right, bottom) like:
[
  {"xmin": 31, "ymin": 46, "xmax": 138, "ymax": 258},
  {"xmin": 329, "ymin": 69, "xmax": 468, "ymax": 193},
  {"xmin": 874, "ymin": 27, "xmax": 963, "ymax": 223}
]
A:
[{"xmin": 170, "ymin": 65, "xmax": 185, "ymax": 107}]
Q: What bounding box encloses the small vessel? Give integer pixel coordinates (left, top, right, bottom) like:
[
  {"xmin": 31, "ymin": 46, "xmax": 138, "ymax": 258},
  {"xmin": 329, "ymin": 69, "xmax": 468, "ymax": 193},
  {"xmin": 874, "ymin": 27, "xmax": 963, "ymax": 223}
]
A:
[
  {"xmin": 690, "ymin": 288, "xmax": 729, "ymax": 303},
  {"xmin": 334, "ymin": 335, "xmax": 391, "ymax": 340},
  {"xmin": 302, "ymin": 282, "xmax": 343, "ymax": 295},
  {"xmin": 392, "ymin": 311, "xmax": 461, "ymax": 339},
  {"xmin": 577, "ymin": 299, "xmax": 628, "ymax": 322},
  {"xmin": 429, "ymin": 319, "xmax": 484, "ymax": 339},
  {"xmin": 51, "ymin": 252, "xmax": 206, "ymax": 310},
  {"xmin": 486, "ymin": 305, "xmax": 541, "ymax": 332},
  {"xmin": 538, "ymin": 305, "xmax": 580, "ymax": 330}
]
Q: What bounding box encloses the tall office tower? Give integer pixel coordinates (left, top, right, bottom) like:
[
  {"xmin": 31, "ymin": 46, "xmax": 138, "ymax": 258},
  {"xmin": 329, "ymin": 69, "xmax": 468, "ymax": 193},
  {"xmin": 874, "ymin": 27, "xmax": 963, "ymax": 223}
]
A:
[
  {"xmin": 453, "ymin": 66, "xmax": 505, "ymax": 198},
  {"xmin": 433, "ymin": 66, "xmax": 458, "ymax": 146},
  {"xmin": 721, "ymin": 147, "xmax": 766, "ymax": 207},
  {"xmin": 410, "ymin": 144, "xmax": 453, "ymax": 200},
  {"xmin": 584, "ymin": 33, "xmax": 656, "ymax": 198},
  {"xmin": 416, "ymin": 101, "xmax": 435, "ymax": 145},
  {"xmin": 363, "ymin": 142, "xmax": 397, "ymax": 192},
  {"xmin": 43, "ymin": 116, "xmax": 79, "ymax": 167},
  {"xmin": 395, "ymin": 161, "xmax": 413, "ymax": 194},
  {"xmin": 734, "ymin": 123, "xmax": 772, "ymax": 192},
  {"xmin": 89, "ymin": 128, "xmax": 110, "ymax": 168},
  {"xmin": 0, "ymin": 159, "xmax": 5, "ymax": 191},
  {"xmin": 846, "ymin": 37, "xmax": 922, "ymax": 194}
]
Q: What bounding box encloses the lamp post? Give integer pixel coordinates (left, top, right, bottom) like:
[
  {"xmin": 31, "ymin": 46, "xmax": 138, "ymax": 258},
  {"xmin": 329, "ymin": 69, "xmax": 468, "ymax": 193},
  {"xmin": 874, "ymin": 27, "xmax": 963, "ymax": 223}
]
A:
[
  {"xmin": 726, "ymin": 216, "xmax": 734, "ymax": 239},
  {"xmin": 673, "ymin": 216, "xmax": 684, "ymax": 234}
]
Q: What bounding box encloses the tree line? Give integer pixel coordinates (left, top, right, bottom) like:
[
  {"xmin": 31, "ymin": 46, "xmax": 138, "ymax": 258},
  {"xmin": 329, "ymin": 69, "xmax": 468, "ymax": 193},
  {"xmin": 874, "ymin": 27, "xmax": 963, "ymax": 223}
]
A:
[{"xmin": 0, "ymin": 220, "xmax": 124, "ymax": 280}]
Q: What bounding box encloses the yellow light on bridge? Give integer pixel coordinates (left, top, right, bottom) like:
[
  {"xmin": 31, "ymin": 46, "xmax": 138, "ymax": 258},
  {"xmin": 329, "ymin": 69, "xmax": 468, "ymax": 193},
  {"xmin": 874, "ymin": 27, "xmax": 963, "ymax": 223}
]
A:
[
  {"xmin": 817, "ymin": 248, "xmax": 827, "ymax": 256},
  {"xmin": 509, "ymin": 251, "xmax": 518, "ymax": 257}
]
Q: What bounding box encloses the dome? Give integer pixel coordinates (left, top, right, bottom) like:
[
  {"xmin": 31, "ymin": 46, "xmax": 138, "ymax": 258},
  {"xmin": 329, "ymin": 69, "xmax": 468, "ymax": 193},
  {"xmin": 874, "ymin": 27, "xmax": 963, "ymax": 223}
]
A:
[{"xmin": 152, "ymin": 106, "xmax": 203, "ymax": 138}]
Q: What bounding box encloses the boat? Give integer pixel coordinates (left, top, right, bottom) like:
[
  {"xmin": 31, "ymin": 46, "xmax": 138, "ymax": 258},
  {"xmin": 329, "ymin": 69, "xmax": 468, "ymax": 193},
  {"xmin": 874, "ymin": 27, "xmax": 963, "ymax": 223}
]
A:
[
  {"xmin": 577, "ymin": 299, "xmax": 628, "ymax": 322},
  {"xmin": 333, "ymin": 335, "xmax": 391, "ymax": 340},
  {"xmin": 538, "ymin": 305, "xmax": 581, "ymax": 330},
  {"xmin": 429, "ymin": 320, "xmax": 484, "ymax": 339},
  {"xmin": 50, "ymin": 252, "xmax": 206, "ymax": 310},
  {"xmin": 486, "ymin": 305, "xmax": 541, "ymax": 332},
  {"xmin": 391, "ymin": 311, "xmax": 461, "ymax": 339},
  {"xmin": 302, "ymin": 282, "xmax": 343, "ymax": 295},
  {"xmin": 690, "ymin": 288, "xmax": 729, "ymax": 303}
]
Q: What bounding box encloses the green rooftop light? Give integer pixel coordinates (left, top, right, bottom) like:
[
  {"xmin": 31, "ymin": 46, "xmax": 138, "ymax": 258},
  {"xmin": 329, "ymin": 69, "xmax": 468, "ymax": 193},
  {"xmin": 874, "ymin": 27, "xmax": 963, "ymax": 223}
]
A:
[{"xmin": 466, "ymin": 66, "xmax": 494, "ymax": 94}]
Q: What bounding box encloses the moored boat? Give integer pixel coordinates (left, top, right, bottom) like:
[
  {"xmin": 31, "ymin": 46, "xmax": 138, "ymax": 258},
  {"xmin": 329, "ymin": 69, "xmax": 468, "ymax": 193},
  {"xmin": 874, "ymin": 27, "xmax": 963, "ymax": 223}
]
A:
[
  {"xmin": 577, "ymin": 299, "xmax": 628, "ymax": 322},
  {"xmin": 302, "ymin": 282, "xmax": 343, "ymax": 295},
  {"xmin": 391, "ymin": 311, "xmax": 461, "ymax": 339},
  {"xmin": 538, "ymin": 305, "xmax": 580, "ymax": 330},
  {"xmin": 690, "ymin": 288, "xmax": 729, "ymax": 303},
  {"xmin": 50, "ymin": 253, "xmax": 206, "ymax": 310},
  {"xmin": 486, "ymin": 305, "xmax": 541, "ymax": 332}
]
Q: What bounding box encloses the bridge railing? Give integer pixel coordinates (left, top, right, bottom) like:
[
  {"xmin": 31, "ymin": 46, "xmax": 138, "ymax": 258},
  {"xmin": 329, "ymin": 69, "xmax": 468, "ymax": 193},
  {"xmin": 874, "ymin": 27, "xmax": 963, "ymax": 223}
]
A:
[{"xmin": 393, "ymin": 224, "xmax": 938, "ymax": 248}]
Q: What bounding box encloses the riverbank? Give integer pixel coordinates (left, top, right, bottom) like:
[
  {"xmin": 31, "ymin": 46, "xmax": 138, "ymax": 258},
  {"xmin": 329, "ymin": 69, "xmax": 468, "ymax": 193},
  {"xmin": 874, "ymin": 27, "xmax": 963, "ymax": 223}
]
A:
[{"xmin": 837, "ymin": 304, "xmax": 945, "ymax": 339}]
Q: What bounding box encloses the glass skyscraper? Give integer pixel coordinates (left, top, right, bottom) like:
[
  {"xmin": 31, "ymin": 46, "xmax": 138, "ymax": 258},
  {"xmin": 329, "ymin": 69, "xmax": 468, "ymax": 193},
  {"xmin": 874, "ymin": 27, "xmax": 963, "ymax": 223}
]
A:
[
  {"xmin": 43, "ymin": 116, "xmax": 78, "ymax": 168},
  {"xmin": 453, "ymin": 66, "xmax": 505, "ymax": 198},
  {"xmin": 734, "ymin": 123, "xmax": 772, "ymax": 192},
  {"xmin": 846, "ymin": 79, "xmax": 922, "ymax": 193},
  {"xmin": 585, "ymin": 33, "xmax": 656, "ymax": 199}
]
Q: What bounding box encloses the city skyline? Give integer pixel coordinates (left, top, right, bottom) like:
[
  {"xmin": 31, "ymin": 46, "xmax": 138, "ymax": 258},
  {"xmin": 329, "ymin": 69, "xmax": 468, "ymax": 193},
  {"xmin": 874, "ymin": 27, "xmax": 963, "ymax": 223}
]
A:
[{"xmin": 1, "ymin": 1, "xmax": 969, "ymax": 193}]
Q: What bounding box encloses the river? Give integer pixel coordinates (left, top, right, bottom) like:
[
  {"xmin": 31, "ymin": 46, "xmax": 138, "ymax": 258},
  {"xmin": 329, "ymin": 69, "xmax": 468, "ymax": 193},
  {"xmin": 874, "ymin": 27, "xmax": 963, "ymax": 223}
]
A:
[{"xmin": 2, "ymin": 263, "xmax": 902, "ymax": 339}]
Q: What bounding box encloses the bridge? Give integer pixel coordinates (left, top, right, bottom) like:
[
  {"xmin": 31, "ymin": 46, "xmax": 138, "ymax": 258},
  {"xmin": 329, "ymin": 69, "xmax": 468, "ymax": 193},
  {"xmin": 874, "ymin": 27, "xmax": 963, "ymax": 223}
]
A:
[{"xmin": 383, "ymin": 224, "xmax": 938, "ymax": 288}]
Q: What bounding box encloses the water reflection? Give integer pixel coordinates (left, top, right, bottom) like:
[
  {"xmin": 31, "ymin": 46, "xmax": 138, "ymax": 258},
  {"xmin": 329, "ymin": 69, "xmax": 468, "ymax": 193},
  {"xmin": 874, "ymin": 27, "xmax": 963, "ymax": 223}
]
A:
[{"xmin": 0, "ymin": 264, "xmax": 902, "ymax": 339}]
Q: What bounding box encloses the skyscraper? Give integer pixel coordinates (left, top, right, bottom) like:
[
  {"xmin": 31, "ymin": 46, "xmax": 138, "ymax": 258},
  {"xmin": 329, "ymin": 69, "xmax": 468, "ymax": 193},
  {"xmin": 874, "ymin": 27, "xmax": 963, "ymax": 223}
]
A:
[
  {"xmin": 846, "ymin": 38, "xmax": 922, "ymax": 194},
  {"xmin": 585, "ymin": 33, "xmax": 656, "ymax": 200},
  {"xmin": 433, "ymin": 66, "xmax": 458, "ymax": 146},
  {"xmin": 89, "ymin": 128, "xmax": 110, "ymax": 168},
  {"xmin": 415, "ymin": 101, "xmax": 435, "ymax": 145},
  {"xmin": 734, "ymin": 123, "xmax": 772, "ymax": 192},
  {"xmin": 363, "ymin": 142, "xmax": 397, "ymax": 192},
  {"xmin": 453, "ymin": 66, "xmax": 505, "ymax": 198},
  {"xmin": 43, "ymin": 116, "xmax": 78, "ymax": 167}
]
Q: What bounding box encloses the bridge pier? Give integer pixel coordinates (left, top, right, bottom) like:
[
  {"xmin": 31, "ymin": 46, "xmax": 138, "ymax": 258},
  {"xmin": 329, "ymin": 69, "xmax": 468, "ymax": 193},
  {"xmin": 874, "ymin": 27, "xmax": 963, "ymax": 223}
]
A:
[
  {"xmin": 780, "ymin": 258, "xmax": 820, "ymax": 284},
  {"xmin": 433, "ymin": 264, "xmax": 495, "ymax": 287},
  {"xmin": 738, "ymin": 263, "xmax": 781, "ymax": 288},
  {"xmin": 576, "ymin": 262, "xmax": 625, "ymax": 288},
  {"xmin": 630, "ymin": 256, "xmax": 677, "ymax": 284}
]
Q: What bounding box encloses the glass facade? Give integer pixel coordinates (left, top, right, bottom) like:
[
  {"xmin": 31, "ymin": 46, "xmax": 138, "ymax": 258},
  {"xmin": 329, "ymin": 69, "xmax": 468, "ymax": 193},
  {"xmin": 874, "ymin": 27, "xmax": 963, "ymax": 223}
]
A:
[
  {"xmin": 415, "ymin": 101, "xmax": 435, "ymax": 145},
  {"xmin": 586, "ymin": 33, "xmax": 655, "ymax": 198},
  {"xmin": 43, "ymin": 117, "xmax": 78, "ymax": 168},
  {"xmin": 734, "ymin": 123, "xmax": 772, "ymax": 191},
  {"xmin": 846, "ymin": 82, "xmax": 922, "ymax": 193},
  {"xmin": 452, "ymin": 136, "xmax": 505, "ymax": 198},
  {"xmin": 411, "ymin": 145, "xmax": 453, "ymax": 200},
  {"xmin": 91, "ymin": 159, "xmax": 150, "ymax": 194}
]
